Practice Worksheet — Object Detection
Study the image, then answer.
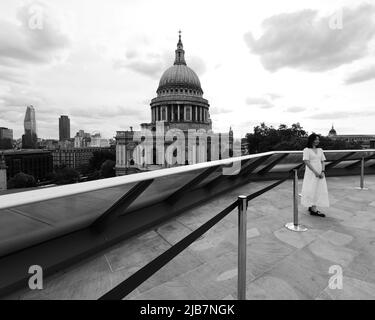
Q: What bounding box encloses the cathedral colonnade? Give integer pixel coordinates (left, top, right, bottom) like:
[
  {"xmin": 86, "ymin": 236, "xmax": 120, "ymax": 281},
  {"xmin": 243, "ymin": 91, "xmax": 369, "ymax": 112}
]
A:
[{"xmin": 151, "ymin": 105, "xmax": 209, "ymax": 123}]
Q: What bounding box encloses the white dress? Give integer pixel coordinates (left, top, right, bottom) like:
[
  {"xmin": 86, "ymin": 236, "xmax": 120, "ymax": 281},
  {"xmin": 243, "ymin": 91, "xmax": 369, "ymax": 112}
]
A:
[{"xmin": 301, "ymin": 147, "xmax": 330, "ymax": 208}]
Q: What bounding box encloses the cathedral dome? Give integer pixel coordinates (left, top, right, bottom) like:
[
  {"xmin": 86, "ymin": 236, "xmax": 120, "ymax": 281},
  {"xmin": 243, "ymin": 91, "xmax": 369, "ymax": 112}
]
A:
[
  {"xmin": 148, "ymin": 32, "xmax": 211, "ymax": 132},
  {"xmin": 156, "ymin": 32, "xmax": 203, "ymax": 95},
  {"xmin": 329, "ymin": 125, "xmax": 337, "ymax": 136},
  {"xmin": 158, "ymin": 65, "xmax": 202, "ymax": 93}
]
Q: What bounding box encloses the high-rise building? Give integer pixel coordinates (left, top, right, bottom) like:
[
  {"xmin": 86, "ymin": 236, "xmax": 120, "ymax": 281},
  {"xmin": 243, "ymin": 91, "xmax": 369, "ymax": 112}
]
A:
[
  {"xmin": 0, "ymin": 127, "xmax": 13, "ymax": 150},
  {"xmin": 59, "ymin": 115, "xmax": 71, "ymax": 141},
  {"xmin": 22, "ymin": 105, "xmax": 37, "ymax": 149}
]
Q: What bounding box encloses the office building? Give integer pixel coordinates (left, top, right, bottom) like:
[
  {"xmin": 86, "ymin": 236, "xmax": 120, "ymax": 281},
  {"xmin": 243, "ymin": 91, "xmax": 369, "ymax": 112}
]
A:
[
  {"xmin": 22, "ymin": 106, "xmax": 38, "ymax": 149},
  {"xmin": 0, "ymin": 127, "xmax": 13, "ymax": 150},
  {"xmin": 59, "ymin": 115, "xmax": 71, "ymax": 141}
]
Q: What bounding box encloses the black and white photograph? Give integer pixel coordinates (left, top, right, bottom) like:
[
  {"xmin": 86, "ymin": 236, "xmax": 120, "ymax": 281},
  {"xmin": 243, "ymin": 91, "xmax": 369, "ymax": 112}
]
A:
[{"xmin": 1, "ymin": 0, "xmax": 375, "ymax": 307}]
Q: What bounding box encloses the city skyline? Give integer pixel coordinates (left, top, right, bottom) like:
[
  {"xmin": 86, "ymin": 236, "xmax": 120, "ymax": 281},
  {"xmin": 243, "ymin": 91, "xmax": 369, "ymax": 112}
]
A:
[
  {"xmin": 3, "ymin": 106, "xmax": 112, "ymax": 141},
  {"xmin": 1, "ymin": 0, "xmax": 375, "ymax": 140}
]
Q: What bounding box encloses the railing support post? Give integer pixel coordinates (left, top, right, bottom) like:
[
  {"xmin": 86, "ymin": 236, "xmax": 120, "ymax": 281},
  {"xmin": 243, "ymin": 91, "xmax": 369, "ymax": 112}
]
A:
[
  {"xmin": 285, "ymin": 169, "xmax": 307, "ymax": 232},
  {"xmin": 237, "ymin": 195, "xmax": 247, "ymax": 300},
  {"xmin": 355, "ymin": 156, "xmax": 368, "ymax": 190}
]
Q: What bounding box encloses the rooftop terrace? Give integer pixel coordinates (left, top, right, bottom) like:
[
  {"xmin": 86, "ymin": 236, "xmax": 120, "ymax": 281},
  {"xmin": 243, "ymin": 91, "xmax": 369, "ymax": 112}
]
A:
[
  {"xmin": 0, "ymin": 150, "xmax": 375, "ymax": 300},
  {"xmin": 3, "ymin": 174, "xmax": 375, "ymax": 300}
]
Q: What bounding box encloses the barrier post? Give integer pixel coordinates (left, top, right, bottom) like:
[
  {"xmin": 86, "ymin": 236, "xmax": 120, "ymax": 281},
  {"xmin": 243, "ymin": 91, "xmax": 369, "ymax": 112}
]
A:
[
  {"xmin": 285, "ymin": 169, "xmax": 307, "ymax": 232},
  {"xmin": 237, "ymin": 195, "xmax": 247, "ymax": 300},
  {"xmin": 355, "ymin": 156, "xmax": 368, "ymax": 190}
]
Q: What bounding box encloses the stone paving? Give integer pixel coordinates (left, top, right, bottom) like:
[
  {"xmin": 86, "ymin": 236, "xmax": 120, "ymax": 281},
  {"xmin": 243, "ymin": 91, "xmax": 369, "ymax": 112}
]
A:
[{"xmin": 4, "ymin": 175, "xmax": 375, "ymax": 300}]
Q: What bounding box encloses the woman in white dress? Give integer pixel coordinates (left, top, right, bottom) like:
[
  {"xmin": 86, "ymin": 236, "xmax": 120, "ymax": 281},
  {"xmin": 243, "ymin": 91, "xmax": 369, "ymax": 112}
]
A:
[{"xmin": 301, "ymin": 133, "xmax": 329, "ymax": 217}]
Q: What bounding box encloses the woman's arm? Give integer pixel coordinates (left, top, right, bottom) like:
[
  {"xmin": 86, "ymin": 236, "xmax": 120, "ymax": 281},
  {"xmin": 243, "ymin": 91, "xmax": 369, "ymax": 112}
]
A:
[
  {"xmin": 304, "ymin": 160, "xmax": 321, "ymax": 177},
  {"xmin": 320, "ymin": 149, "xmax": 326, "ymax": 178},
  {"xmin": 319, "ymin": 160, "xmax": 326, "ymax": 178}
]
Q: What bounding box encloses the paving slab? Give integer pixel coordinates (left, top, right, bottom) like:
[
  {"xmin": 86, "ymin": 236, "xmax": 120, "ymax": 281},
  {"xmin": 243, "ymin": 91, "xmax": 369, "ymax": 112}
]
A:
[{"xmin": 320, "ymin": 277, "xmax": 375, "ymax": 300}]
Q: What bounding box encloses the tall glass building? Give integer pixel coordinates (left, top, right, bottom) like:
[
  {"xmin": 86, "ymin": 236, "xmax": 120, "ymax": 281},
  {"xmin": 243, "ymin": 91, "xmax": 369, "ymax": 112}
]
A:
[{"xmin": 22, "ymin": 105, "xmax": 38, "ymax": 149}]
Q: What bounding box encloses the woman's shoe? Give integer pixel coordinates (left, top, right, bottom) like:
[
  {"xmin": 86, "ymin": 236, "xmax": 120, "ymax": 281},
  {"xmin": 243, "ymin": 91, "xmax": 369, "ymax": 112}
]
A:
[{"xmin": 309, "ymin": 209, "xmax": 326, "ymax": 217}]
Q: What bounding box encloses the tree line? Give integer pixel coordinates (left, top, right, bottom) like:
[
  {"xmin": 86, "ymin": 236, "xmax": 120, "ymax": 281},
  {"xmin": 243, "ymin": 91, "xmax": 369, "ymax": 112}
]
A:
[{"xmin": 244, "ymin": 122, "xmax": 361, "ymax": 154}]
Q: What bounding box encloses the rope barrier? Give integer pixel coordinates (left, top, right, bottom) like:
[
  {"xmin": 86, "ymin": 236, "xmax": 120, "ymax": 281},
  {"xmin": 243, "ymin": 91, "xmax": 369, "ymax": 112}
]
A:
[{"xmin": 98, "ymin": 174, "xmax": 292, "ymax": 300}]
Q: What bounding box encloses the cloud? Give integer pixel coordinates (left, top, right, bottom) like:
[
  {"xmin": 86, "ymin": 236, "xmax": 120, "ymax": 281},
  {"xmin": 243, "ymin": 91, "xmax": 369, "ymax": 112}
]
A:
[
  {"xmin": 286, "ymin": 106, "xmax": 306, "ymax": 113},
  {"xmin": 0, "ymin": 67, "xmax": 27, "ymax": 84},
  {"xmin": 210, "ymin": 107, "xmax": 233, "ymax": 115},
  {"xmin": 68, "ymin": 105, "xmax": 144, "ymax": 119},
  {"xmin": 115, "ymin": 59, "xmax": 164, "ymax": 79},
  {"xmin": 188, "ymin": 56, "xmax": 207, "ymax": 76},
  {"xmin": 114, "ymin": 45, "xmax": 207, "ymax": 79},
  {"xmin": 125, "ymin": 49, "xmax": 138, "ymax": 59},
  {"xmin": 244, "ymin": 4, "xmax": 375, "ymax": 72},
  {"xmin": 113, "ymin": 50, "xmax": 171, "ymax": 79},
  {"xmin": 0, "ymin": 87, "xmax": 45, "ymax": 109},
  {"xmin": 345, "ymin": 65, "xmax": 375, "ymax": 85},
  {"xmin": 245, "ymin": 97, "xmax": 274, "ymax": 109},
  {"xmin": 309, "ymin": 110, "xmax": 375, "ymax": 120},
  {"xmin": 0, "ymin": 2, "xmax": 70, "ymax": 67},
  {"xmin": 266, "ymin": 93, "xmax": 282, "ymax": 100}
]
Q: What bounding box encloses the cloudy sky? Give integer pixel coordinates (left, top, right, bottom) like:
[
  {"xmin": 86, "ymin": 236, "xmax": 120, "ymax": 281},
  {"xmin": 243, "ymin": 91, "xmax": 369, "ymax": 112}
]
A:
[{"xmin": 1, "ymin": 0, "xmax": 375, "ymax": 139}]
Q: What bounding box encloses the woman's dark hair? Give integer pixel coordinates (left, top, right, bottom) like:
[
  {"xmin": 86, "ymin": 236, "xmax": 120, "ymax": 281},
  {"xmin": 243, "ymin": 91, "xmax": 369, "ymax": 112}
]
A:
[{"xmin": 307, "ymin": 133, "xmax": 319, "ymax": 148}]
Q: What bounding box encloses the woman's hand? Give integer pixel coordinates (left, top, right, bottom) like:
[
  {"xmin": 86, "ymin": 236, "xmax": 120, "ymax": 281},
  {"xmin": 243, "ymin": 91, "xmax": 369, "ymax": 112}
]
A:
[
  {"xmin": 315, "ymin": 172, "xmax": 321, "ymax": 178},
  {"xmin": 319, "ymin": 172, "xmax": 325, "ymax": 179}
]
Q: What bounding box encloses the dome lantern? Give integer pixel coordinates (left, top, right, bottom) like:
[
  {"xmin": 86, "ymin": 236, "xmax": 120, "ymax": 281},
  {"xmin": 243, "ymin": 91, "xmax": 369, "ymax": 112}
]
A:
[{"xmin": 174, "ymin": 30, "xmax": 186, "ymax": 66}]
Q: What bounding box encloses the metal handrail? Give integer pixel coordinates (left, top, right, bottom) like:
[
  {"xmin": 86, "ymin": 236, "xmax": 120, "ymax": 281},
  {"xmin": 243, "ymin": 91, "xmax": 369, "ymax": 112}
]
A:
[{"xmin": 1, "ymin": 149, "xmax": 374, "ymax": 211}]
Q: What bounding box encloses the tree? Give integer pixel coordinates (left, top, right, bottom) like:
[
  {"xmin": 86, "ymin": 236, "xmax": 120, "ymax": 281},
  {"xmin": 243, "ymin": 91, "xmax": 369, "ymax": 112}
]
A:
[
  {"xmin": 100, "ymin": 160, "xmax": 116, "ymax": 178},
  {"xmin": 0, "ymin": 138, "xmax": 12, "ymax": 150},
  {"xmin": 53, "ymin": 166, "xmax": 80, "ymax": 185},
  {"xmin": 76, "ymin": 163, "xmax": 92, "ymax": 175},
  {"xmin": 89, "ymin": 150, "xmax": 116, "ymax": 171},
  {"xmin": 87, "ymin": 170, "xmax": 101, "ymax": 181},
  {"xmin": 244, "ymin": 122, "xmax": 361, "ymax": 154},
  {"xmin": 318, "ymin": 136, "xmax": 361, "ymax": 150},
  {"xmin": 245, "ymin": 123, "xmax": 308, "ymax": 153},
  {"xmin": 8, "ymin": 172, "xmax": 37, "ymax": 189}
]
